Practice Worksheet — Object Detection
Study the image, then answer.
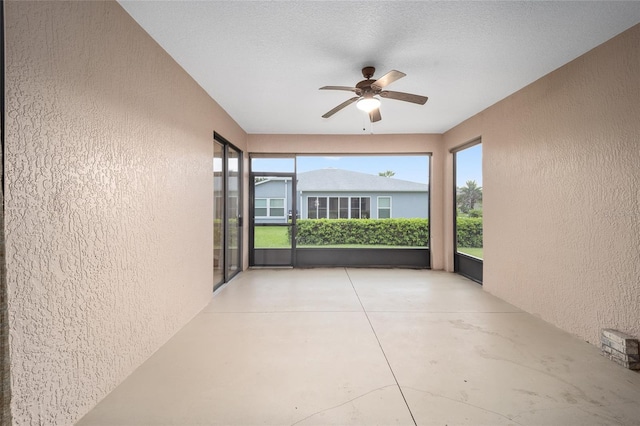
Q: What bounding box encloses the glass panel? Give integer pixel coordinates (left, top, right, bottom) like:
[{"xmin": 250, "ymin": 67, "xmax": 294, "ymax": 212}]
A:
[
  {"xmin": 339, "ymin": 197, "xmax": 349, "ymax": 219},
  {"xmin": 227, "ymin": 147, "xmax": 241, "ymax": 276},
  {"xmin": 307, "ymin": 197, "xmax": 318, "ymax": 219},
  {"xmin": 455, "ymin": 143, "xmax": 483, "ymax": 259},
  {"xmin": 213, "ymin": 141, "xmax": 224, "ymax": 286},
  {"xmin": 361, "ymin": 197, "xmax": 371, "ymax": 219},
  {"xmin": 296, "ymin": 155, "xmax": 430, "ymax": 248},
  {"xmin": 351, "ymin": 197, "xmax": 360, "ymax": 219},
  {"xmin": 269, "ymin": 199, "xmax": 285, "ymax": 217},
  {"xmin": 317, "ymin": 197, "xmax": 327, "ymax": 218},
  {"xmin": 251, "ymin": 156, "xmax": 295, "ymax": 173},
  {"xmin": 328, "ymin": 197, "xmax": 339, "ymax": 219}
]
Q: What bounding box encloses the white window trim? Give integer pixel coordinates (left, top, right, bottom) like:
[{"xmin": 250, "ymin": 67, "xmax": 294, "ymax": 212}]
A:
[{"xmin": 377, "ymin": 196, "xmax": 392, "ymax": 219}]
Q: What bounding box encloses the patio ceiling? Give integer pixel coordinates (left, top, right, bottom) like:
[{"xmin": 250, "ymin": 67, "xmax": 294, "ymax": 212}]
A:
[{"xmin": 119, "ymin": 1, "xmax": 640, "ymax": 135}]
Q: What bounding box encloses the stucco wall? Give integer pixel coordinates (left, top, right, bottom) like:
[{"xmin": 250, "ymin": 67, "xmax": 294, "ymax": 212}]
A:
[
  {"xmin": 443, "ymin": 24, "xmax": 640, "ymax": 346},
  {"xmin": 4, "ymin": 1, "xmax": 246, "ymax": 424},
  {"xmin": 247, "ymin": 134, "xmax": 445, "ymax": 268}
]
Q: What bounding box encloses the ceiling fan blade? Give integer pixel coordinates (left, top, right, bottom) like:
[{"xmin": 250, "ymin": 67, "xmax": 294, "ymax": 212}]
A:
[
  {"xmin": 320, "ymin": 86, "xmax": 360, "ymax": 93},
  {"xmin": 380, "ymin": 90, "xmax": 428, "ymax": 105},
  {"xmin": 322, "ymin": 96, "xmax": 359, "ymax": 118},
  {"xmin": 369, "ymin": 108, "xmax": 381, "ymax": 123},
  {"xmin": 371, "ymin": 70, "xmax": 406, "ymax": 90}
]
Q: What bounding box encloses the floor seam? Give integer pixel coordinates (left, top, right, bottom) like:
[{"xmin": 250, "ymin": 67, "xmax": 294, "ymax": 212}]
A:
[
  {"xmin": 364, "ymin": 310, "xmax": 525, "ymax": 314},
  {"xmin": 200, "ymin": 310, "xmax": 364, "ymax": 314},
  {"xmin": 344, "ymin": 267, "xmax": 418, "ymax": 426}
]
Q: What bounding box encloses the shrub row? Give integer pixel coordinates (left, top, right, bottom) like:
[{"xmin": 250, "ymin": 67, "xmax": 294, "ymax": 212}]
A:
[
  {"xmin": 456, "ymin": 217, "xmax": 483, "ymax": 247},
  {"xmin": 290, "ymin": 217, "xmax": 483, "ymax": 248},
  {"xmin": 293, "ymin": 218, "xmax": 429, "ymax": 246}
]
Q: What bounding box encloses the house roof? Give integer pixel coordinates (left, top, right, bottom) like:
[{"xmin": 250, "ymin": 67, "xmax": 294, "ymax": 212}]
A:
[{"xmin": 297, "ymin": 169, "xmax": 428, "ymax": 193}]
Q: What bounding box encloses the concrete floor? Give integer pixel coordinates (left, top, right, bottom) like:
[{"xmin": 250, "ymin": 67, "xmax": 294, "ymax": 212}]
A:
[{"xmin": 78, "ymin": 268, "xmax": 640, "ymax": 425}]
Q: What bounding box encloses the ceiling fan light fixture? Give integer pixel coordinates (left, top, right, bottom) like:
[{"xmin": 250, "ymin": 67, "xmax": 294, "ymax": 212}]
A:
[{"xmin": 356, "ymin": 96, "xmax": 381, "ymax": 113}]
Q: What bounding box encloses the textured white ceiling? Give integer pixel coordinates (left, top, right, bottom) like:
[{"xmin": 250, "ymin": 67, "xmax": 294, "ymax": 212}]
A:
[{"xmin": 118, "ymin": 1, "xmax": 640, "ymax": 135}]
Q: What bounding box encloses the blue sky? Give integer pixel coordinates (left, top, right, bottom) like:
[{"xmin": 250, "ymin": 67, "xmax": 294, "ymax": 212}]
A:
[
  {"xmin": 251, "ymin": 147, "xmax": 482, "ymax": 186},
  {"xmin": 297, "ymin": 155, "xmax": 430, "ymax": 184},
  {"xmin": 455, "ymin": 143, "xmax": 482, "ymax": 187}
]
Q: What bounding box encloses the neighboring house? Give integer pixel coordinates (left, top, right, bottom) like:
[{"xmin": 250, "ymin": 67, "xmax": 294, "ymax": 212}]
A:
[
  {"xmin": 254, "ymin": 168, "xmax": 428, "ymax": 223},
  {"xmin": 253, "ymin": 177, "xmax": 294, "ymax": 224}
]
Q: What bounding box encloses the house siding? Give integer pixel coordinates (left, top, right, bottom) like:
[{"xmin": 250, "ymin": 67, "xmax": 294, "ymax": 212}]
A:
[{"xmin": 254, "ymin": 179, "xmax": 293, "ymax": 223}]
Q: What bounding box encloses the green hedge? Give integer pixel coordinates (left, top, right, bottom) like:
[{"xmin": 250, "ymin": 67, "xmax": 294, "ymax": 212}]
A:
[
  {"xmin": 293, "ymin": 218, "xmax": 429, "ymax": 247},
  {"xmin": 456, "ymin": 217, "xmax": 483, "ymax": 247},
  {"xmin": 288, "ymin": 217, "xmax": 482, "ymax": 248}
]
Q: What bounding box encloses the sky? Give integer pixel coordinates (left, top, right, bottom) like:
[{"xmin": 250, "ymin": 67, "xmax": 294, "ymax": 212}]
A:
[
  {"xmin": 455, "ymin": 143, "xmax": 483, "ymax": 187},
  {"xmin": 251, "ymin": 146, "xmax": 482, "ymax": 187}
]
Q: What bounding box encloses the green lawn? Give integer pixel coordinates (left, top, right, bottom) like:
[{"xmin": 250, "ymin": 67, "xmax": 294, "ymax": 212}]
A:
[
  {"xmin": 253, "ymin": 226, "xmax": 428, "ymax": 249},
  {"xmin": 255, "ymin": 226, "xmax": 480, "ymax": 255},
  {"xmin": 254, "ymin": 226, "xmax": 290, "ymax": 248},
  {"xmin": 457, "ymin": 247, "xmax": 483, "ymax": 259}
]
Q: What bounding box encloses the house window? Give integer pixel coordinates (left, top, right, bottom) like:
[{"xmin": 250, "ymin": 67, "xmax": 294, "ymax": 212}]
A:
[
  {"xmin": 255, "ymin": 199, "xmax": 267, "ymax": 217},
  {"xmin": 307, "ymin": 196, "xmax": 369, "ymax": 219},
  {"xmin": 350, "ymin": 197, "xmax": 371, "ymax": 219},
  {"xmin": 328, "ymin": 197, "xmax": 349, "ymax": 219},
  {"xmin": 269, "ymin": 198, "xmax": 285, "ymax": 217},
  {"xmin": 307, "ymin": 197, "xmax": 327, "ymax": 219},
  {"xmin": 255, "ymin": 198, "xmax": 285, "ymax": 217},
  {"xmin": 377, "ymin": 196, "xmax": 391, "ymax": 219}
]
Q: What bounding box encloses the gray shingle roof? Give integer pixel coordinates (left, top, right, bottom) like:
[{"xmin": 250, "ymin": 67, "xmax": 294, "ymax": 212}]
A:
[{"xmin": 297, "ymin": 168, "xmax": 428, "ymax": 192}]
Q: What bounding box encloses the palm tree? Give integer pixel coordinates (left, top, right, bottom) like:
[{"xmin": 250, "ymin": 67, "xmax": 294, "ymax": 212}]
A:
[
  {"xmin": 378, "ymin": 170, "xmax": 395, "ymax": 178},
  {"xmin": 457, "ymin": 180, "xmax": 482, "ymax": 213}
]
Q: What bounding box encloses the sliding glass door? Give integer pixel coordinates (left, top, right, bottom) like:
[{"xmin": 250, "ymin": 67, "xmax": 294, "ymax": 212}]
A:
[
  {"xmin": 213, "ymin": 133, "xmax": 243, "ymax": 290},
  {"xmin": 213, "ymin": 141, "xmax": 224, "ymax": 287}
]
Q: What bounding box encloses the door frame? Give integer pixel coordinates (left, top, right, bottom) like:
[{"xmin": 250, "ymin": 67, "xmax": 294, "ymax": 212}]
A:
[
  {"xmin": 451, "ymin": 138, "xmax": 483, "ymax": 284},
  {"xmin": 249, "ymin": 171, "xmax": 297, "ymax": 267}
]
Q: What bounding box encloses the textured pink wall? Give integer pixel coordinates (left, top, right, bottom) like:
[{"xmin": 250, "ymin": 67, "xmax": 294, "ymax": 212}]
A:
[
  {"xmin": 444, "ymin": 24, "xmax": 640, "ymax": 346},
  {"xmin": 5, "ymin": 1, "xmax": 246, "ymax": 424},
  {"xmin": 247, "ymin": 134, "xmax": 446, "ymax": 269}
]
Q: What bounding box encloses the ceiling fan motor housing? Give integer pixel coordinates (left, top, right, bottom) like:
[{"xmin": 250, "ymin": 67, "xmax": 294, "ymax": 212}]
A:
[{"xmin": 361, "ymin": 66, "xmax": 376, "ymax": 79}]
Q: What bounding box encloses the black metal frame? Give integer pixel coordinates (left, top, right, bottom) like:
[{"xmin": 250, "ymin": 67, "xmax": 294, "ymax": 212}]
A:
[
  {"xmin": 213, "ymin": 132, "xmax": 243, "ymax": 290},
  {"xmin": 296, "ymin": 248, "xmax": 429, "ymax": 268},
  {"xmin": 454, "ymin": 252, "xmax": 483, "ymax": 283},
  {"xmin": 451, "ymin": 138, "xmax": 483, "ymax": 284}
]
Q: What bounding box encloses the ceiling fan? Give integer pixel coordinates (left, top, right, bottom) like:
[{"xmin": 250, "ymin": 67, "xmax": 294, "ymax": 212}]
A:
[{"xmin": 320, "ymin": 66, "xmax": 428, "ymax": 123}]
